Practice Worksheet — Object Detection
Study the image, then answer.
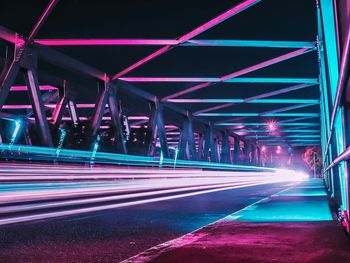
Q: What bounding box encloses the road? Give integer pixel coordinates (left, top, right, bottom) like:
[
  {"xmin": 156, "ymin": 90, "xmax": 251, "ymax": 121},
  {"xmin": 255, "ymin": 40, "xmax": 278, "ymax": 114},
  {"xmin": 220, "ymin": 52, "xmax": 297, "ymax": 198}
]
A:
[{"xmin": 0, "ymin": 162, "xmax": 305, "ymax": 262}]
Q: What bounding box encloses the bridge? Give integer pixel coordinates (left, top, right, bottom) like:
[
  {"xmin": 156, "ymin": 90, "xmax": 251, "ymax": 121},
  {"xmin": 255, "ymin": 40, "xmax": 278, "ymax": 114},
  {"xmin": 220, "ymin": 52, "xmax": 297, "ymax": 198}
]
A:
[{"xmin": 0, "ymin": 0, "xmax": 350, "ymax": 262}]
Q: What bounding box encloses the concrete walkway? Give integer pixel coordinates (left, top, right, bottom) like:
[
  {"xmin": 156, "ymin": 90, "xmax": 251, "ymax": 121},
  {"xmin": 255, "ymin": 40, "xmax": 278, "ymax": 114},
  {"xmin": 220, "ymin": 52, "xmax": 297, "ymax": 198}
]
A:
[{"xmin": 124, "ymin": 179, "xmax": 350, "ymax": 263}]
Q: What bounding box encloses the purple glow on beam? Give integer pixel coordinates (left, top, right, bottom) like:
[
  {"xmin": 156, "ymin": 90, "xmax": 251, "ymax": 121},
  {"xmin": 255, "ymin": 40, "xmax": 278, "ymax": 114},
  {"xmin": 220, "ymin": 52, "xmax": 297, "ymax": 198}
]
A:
[
  {"xmin": 220, "ymin": 48, "xmax": 310, "ymax": 81},
  {"xmin": 129, "ymin": 125, "xmax": 178, "ymax": 129},
  {"xmin": 193, "ymin": 103, "xmax": 234, "ymax": 115},
  {"xmin": 27, "ymin": 0, "xmax": 59, "ymax": 42},
  {"xmin": 111, "ymin": 0, "xmax": 261, "ymax": 79},
  {"xmin": 162, "ymin": 48, "xmax": 313, "ymax": 101},
  {"xmin": 128, "ymin": 116, "xmax": 149, "ymax": 120},
  {"xmin": 34, "ymin": 39, "xmax": 180, "ymax": 46},
  {"xmin": 162, "ymin": 82, "xmax": 212, "ymax": 101},
  {"xmin": 10, "ymin": 85, "xmax": 57, "ymax": 91},
  {"xmin": 112, "ymin": 46, "xmax": 172, "ymax": 79}
]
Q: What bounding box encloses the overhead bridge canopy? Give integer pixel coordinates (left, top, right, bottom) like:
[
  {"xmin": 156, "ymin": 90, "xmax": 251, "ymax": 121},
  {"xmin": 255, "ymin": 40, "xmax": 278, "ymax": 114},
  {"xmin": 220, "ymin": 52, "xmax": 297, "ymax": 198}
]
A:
[{"xmin": 2, "ymin": 0, "xmax": 350, "ymax": 256}]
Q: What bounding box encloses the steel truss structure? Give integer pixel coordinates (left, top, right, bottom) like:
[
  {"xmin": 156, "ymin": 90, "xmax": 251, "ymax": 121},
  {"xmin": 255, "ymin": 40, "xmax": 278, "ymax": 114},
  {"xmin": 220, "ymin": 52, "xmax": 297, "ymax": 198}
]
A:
[{"xmin": 0, "ymin": 0, "xmax": 321, "ymax": 169}]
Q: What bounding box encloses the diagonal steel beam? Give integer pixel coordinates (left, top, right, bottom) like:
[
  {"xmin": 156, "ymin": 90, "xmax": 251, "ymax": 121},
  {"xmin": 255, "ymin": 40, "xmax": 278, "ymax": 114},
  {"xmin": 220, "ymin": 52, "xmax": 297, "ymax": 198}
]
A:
[
  {"xmin": 193, "ymin": 83, "xmax": 316, "ymax": 115},
  {"xmin": 278, "ymin": 116, "xmax": 319, "ymax": 123},
  {"xmin": 111, "ymin": 0, "xmax": 261, "ymax": 79},
  {"xmin": 27, "ymin": 0, "xmax": 60, "ymax": 43},
  {"xmin": 162, "ymin": 48, "xmax": 314, "ymax": 101},
  {"xmin": 258, "ymin": 103, "xmax": 317, "ymax": 115}
]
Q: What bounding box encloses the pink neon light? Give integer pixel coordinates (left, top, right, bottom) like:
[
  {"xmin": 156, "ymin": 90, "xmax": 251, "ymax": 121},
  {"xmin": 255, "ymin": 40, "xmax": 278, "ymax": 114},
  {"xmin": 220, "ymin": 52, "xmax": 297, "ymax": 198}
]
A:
[
  {"xmin": 34, "ymin": 39, "xmax": 180, "ymax": 46},
  {"xmin": 3, "ymin": 105, "xmax": 32, "ymax": 109},
  {"xmin": 193, "ymin": 103, "xmax": 233, "ymax": 115},
  {"xmin": 113, "ymin": 46, "xmax": 172, "ymax": 79},
  {"xmin": 128, "ymin": 116, "xmax": 149, "ymax": 120},
  {"xmin": 112, "ymin": 0, "xmax": 260, "ymax": 79},
  {"xmin": 10, "ymin": 85, "xmax": 57, "ymax": 91},
  {"xmin": 119, "ymin": 77, "xmax": 220, "ymax": 82},
  {"xmin": 162, "ymin": 82, "xmax": 211, "ymax": 101}
]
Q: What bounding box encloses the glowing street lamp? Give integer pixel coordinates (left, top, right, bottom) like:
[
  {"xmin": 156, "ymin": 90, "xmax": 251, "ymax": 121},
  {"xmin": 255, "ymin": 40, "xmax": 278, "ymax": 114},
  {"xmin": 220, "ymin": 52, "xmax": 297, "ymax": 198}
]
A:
[{"xmin": 266, "ymin": 120, "xmax": 278, "ymax": 131}]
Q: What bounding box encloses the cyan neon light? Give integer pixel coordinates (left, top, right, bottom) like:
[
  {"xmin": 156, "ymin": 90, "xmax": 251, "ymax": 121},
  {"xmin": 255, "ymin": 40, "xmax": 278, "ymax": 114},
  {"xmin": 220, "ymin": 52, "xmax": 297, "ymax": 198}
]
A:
[
  {"xmin": 335, "ymin": 108, "xmax": 347, "ymax": 209},
  {"xmin": 10, "ymin": 121, "xmax": 21, "ymax": 145},
  {"xmin": 225, "ymin": 77, "xmax": 318, "ymax": 83},
  {"xmin": 173, "ymin": 148, "xmax": 179, "ymax": 168},
  {"xmin": 196, "ymin": 113, "xmax": 320, "ymax": 117},
  {"xmin": 0, "ymin": 143, "xmax": 290, "ymax": 173},
  {"xmin": 159, "ymin": 150, "xmax": 164, "ymax": 168},
  {"xmin": 167, "ymin": 99, "xmax": 319, "ymax": 104},
  {"xmin": 90, "ymin": 135, "xmax": 100, "ymax": 166},
  {"xmin": 56, "ymin": 128, "xmax": 66, "ymax": 157},
  {"xmin": 320, "ymin": 0, "xmax": 339, "ymax": 103}
]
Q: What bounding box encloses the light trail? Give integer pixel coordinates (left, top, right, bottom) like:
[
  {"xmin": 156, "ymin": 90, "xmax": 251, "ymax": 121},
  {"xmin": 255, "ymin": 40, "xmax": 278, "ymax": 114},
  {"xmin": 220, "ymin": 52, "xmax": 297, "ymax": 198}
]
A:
[
  {"xmin": 0, "ymin": 163, "xmax": 307, "ymax": 226},
  {"xmin": 0, "ymin": 145, "xmax": 308, "ymax": 226}
]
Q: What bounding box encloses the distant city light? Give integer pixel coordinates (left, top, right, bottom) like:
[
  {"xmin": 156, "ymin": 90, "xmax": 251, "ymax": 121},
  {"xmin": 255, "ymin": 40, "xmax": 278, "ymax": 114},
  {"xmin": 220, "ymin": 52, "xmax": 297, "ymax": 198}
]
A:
[{"xmin": 266, "ymin": 120, "xmax": 278, "ymax": 131}]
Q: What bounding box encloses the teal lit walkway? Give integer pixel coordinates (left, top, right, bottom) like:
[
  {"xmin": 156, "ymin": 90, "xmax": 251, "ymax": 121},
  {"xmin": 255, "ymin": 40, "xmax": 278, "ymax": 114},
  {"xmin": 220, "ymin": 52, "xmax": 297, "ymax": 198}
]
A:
[
  {"xmin": 125, "ymin": 179, "xmax": 350, "ymax": 263},
  {"xmin": 225, "ymin": 179, "xmax": 333, "ymax": 222}
]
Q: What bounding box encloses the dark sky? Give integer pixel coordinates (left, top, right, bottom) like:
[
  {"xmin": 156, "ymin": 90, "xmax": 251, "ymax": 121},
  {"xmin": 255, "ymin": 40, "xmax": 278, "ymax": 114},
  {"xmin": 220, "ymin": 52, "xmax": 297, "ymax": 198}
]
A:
[{"xmin": 0, "ymin": 0, "xmax": 319, "ymax": 137}]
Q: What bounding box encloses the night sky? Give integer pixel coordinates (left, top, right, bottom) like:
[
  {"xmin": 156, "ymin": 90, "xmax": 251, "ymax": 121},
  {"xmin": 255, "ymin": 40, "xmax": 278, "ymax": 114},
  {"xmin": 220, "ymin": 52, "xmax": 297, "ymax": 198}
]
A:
[{"xmin": 0, "ymin": 0, "xmax": 319, "ymax": 141}]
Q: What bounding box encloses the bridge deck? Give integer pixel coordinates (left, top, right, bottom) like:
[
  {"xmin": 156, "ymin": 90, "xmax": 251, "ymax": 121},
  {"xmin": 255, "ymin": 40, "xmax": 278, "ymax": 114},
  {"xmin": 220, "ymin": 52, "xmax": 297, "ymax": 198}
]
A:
[{"xmin": 125, "ymin": 180, "xmax": 350, "ymax": 263}]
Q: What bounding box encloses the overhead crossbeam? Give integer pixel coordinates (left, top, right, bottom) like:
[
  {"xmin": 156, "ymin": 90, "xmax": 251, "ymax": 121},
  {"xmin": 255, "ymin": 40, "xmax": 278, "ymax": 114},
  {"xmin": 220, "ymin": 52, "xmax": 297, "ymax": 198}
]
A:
[
  {"xmin": 111, "ymin": 0, "xmax": 262, "ymax": 79},
  {"xmin": 167, "ymin": 99, "xmax": 319, "ymax": 104},
  {"xmin": 34, "ymin": 39, "xmax": 315, "ymax": 48},
  {"xmin": 162, "ymin": 48, "xmax": 314, "ymax": 101},
  {"xmin": 193, "ymin": 83, "xmax": 316, "ymax": 115},
  {"xmin": 120, "ymin": 77, "xmax": 318, "ymax": 84}
]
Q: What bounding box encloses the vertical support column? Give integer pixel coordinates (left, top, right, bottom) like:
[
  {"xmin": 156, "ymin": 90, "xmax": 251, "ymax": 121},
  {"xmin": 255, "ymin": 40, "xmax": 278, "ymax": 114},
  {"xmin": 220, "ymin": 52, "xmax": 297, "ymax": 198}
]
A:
[
  {"xmin": 243, "ymin": 141, "xmax": 249, "ymax": 164},
  {"xmin": 156, "ymin": 103, "xmax": 169, "ymax": 159},
  {"xmin": 88, "ymin": 81, "xmax": 109, "ymax": 139},
  {"xmin": 233, "ymin": 136, "xmax": 240, "ymax": 164},
  {"xmin": 178, "ymin": 115, "xmax": 197, "ymax": 161},
  {"xmin": 221, "ymin": 133, "xmax": 230, "ymax": 163},
  {"xmin": 198, "ymin": 132, "xmax": 204, "ymax": 161},
  {"xmin": 257, "ymin": 147, "xmax": 261, "ymax": 166},
  {"xmin": 146, "ymin": 102, "xmax": 158, "ymax": 156},
  {"xmin": 145, "ymin": 102, "xmax": 169, "ymax": 158},
  {"xmin": 187, "ymin": 116, "xmax": 197, "ymax": 161},
  {"xmin": 251, "ymin": 144, "xmax": 256, "ymax": 165},
  {"xmin": 177, "ymin": 118, "xmax": 188, "ymax": 160},
  {"xmin": 108, "ymin": 85, "xmax": 127, "ymax": 154},
  {"xmin": 24, "ymin": 68, "xmax": 53, "ymax": 147}
]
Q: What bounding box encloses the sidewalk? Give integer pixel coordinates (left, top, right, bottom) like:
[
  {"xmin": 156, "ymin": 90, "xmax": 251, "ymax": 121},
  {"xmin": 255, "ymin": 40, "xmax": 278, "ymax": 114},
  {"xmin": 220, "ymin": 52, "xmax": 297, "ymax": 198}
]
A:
[{"xmin": 124, "ymin": 179, "xmax": 350, "ymax": 263}]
